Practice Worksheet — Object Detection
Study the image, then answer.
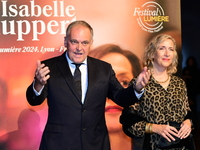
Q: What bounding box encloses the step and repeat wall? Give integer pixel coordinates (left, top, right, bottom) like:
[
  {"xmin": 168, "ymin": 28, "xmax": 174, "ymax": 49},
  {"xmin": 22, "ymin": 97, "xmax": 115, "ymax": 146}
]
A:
[{"xmin": 0, "ymin": 0, "xmax": 181, "ymax": 149}]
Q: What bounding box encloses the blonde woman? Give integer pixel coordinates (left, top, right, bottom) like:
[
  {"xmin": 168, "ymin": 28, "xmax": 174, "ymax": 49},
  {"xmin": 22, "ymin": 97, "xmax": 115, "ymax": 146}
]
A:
[{"xmin": 120, "ymin": 34, "xmax": 196, "ymax": 150}]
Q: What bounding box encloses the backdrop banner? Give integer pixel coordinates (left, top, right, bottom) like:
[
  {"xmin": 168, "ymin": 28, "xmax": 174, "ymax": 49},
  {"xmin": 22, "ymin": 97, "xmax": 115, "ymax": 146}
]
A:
[{"xmin": 0, "ymin": 0, "xmax": 181, "ymax": 149}]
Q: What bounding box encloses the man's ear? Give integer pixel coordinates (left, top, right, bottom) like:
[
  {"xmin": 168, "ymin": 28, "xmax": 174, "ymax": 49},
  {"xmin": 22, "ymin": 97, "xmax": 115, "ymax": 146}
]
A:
[
  {"xmin": 90, "ymin": 39, "xmax": 94, "ymax": 45},
  {"xmin": 64, "ymin": 36, "xmax": 67, "ymax": 47}
]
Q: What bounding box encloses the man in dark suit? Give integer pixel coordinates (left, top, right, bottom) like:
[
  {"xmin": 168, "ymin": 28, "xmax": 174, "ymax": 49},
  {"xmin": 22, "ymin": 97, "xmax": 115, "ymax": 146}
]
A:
[{"xmin": 26, "ymin": 20, "xmax": 150, "ymax": 150}]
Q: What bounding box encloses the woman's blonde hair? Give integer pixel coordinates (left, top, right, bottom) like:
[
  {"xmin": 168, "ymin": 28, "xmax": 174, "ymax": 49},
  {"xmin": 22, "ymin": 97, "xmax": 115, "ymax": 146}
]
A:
[{"xmin": 143, "ymin": 34, "xmax": 178, "ymax": 74}]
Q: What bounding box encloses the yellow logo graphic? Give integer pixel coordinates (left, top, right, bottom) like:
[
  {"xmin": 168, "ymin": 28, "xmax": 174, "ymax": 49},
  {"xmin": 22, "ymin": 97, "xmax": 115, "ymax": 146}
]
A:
[{"xmin": 134, "ymin": 1, "xmax": 169, "ymax": 33}]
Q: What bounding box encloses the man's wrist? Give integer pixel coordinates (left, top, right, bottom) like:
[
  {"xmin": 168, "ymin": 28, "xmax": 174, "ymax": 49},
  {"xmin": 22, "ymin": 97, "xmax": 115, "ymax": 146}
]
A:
[{"xmin": 133, "ymin": 82, "xmax": 143, "ymax": 94}]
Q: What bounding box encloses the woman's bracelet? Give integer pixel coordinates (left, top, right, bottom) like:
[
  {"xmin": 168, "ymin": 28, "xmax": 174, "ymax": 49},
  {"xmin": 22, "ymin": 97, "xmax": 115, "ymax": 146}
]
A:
[{"xmin": 145, "ymin": 123, "xmax": 153, "ymax": 134}]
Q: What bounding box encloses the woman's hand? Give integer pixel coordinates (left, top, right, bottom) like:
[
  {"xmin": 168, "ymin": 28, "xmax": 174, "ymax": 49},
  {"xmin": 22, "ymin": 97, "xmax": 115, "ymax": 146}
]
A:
[
  {"xmin": 178, "ymin": 119, "xmax": 192, "ymax": 139},
  {"xmin": 152, "ymin": 124, "xmax": 179, "ymax": 142}
]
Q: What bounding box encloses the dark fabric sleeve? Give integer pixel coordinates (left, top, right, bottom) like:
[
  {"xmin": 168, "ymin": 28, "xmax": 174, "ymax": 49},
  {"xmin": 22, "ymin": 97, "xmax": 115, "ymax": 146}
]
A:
[
  {"xmin": 116, "ymin": 85, "xmax": 140, "ymax": 107},
  {"xmin": 120, "ymin": 106, "xmax": 146, "ymax": 138},
  {"xmin": 184, "ymin": 111, "xmax": 196, "ymax": 128},
  {"xmin": 107, "ymin": 66, "xmax": 140, "ymax": 107},
  {"xmin": 26, "ymin": 82, "xmax": 47, "ymax": 106}
]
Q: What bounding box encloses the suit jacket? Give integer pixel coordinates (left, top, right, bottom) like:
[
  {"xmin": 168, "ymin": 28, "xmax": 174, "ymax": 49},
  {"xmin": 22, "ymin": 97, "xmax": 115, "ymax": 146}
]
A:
[{"xmin": 26, "ymin": 52, "xmax": 139, "ymax": 150}]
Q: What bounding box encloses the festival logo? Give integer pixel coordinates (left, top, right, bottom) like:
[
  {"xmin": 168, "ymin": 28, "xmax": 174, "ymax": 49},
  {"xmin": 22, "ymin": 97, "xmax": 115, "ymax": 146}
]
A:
[{"xmin": 133, "ymin": 1, "xmax": 169, "ymax": 33}]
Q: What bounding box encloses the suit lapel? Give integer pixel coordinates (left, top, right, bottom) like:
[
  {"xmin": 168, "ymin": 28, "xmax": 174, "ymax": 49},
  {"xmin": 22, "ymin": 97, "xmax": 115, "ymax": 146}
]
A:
[{"xmin": 56, "ymin": 53, "xmax": 82, "ymax": 103}]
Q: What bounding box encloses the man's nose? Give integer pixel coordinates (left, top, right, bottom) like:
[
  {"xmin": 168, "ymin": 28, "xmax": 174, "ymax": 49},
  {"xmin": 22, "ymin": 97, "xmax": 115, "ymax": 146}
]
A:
[{"xmin": 77, "ymin": 42, "xmax": 82, "ymax": 51}]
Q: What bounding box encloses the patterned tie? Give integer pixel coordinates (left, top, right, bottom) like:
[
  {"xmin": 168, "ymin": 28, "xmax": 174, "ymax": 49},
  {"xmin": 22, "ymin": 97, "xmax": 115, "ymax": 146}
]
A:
[{"xmin": 73, "ymin": 63, "xmax": 82, "ymax": 99}]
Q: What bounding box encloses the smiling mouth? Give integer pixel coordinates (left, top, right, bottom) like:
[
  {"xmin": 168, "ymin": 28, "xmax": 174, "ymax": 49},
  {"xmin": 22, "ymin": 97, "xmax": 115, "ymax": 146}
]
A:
[
  {"xmin": 105, "ymin": 106, "xmax": 123, "ymax": 113},
  {"xmin": 163, "ymin": 58, "xmax": 170, "ymax": 61}
]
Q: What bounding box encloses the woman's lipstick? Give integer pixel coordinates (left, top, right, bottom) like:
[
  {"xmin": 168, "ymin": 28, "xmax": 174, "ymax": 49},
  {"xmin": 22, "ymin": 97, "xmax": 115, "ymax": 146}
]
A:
[{"xmin": 105, "ymin": 105, "xmax": 123, "ymax": 113}]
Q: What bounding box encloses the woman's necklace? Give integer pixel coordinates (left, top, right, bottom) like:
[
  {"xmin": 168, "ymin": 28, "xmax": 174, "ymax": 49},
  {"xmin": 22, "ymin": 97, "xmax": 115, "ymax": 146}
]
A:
[{"xmin": 153, "ymin": 75, "xmax": 169, "ymax": 83}]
